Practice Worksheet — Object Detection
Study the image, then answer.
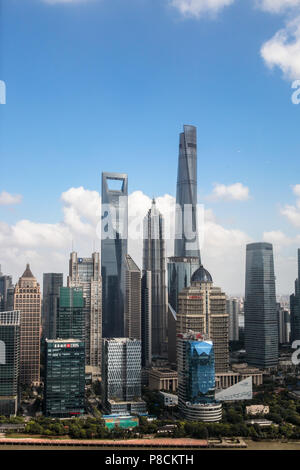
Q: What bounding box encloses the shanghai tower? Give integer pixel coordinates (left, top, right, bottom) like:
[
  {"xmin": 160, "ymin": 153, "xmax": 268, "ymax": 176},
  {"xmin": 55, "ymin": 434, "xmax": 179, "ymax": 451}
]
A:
[{"xmin": 174, "ymin": 125, "xmax": 201, "ymax": 261}]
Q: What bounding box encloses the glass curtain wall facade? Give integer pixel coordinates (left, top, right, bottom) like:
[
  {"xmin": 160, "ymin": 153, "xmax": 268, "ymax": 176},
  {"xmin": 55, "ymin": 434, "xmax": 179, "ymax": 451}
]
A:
[
  {"xmin": 44, "ymin": 339, "xmax": 85, "ymax": 417},
  {"xmin": 124, "ymin": 255, "xmax": 141, "ymax": 340},
  {"xmin": 245, "ymin": 243, "xmax": 278, "ymax": 369},
  {"xmin": 168, "ymin": 256, "xmax": 200, "ymax": 313},
  {"xmin": 291, "ymin": 249, "xmax": 300, "ymax": 342},
  {"xmin": 0, "ymin": 311, "xmax": 20, "ymax": 416},
  {"xmin": 174, "ymin": 125, "xmax": 201, "ymax": 260},
  {"xmin": 68, "ymin": 252, "xmax": 102, "ymax": 368},
  {"xmin": 42, "ymin": 273, "xmax": 63, "ymax": 340},
  {"xmin": 57, "ymin": 287, "xmax": 85, "ymax": 341},
  {"xmin": 142, "ymin": 199, "xmax": 167, "ymax": 358},
  {"xmin": 101, "ymin": 173, "xmax": 128, "ymax": 339},
  {"xmin": 0, "ymin": 267, "xmax": 13, "ymax": 312}
]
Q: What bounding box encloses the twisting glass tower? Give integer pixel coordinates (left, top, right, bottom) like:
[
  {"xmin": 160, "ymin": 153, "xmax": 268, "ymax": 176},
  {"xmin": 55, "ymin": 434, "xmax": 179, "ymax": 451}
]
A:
[
  {"xmin": 174, "ymin": 125, "xmax": 201, "ymax": 261},
  {"xmin": 142, "ymin": 199, "xmax": 167, "ymax": 358}
]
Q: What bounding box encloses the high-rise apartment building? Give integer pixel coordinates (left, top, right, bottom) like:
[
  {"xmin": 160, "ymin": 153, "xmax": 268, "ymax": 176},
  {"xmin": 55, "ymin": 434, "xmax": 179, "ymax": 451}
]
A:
[
  {"xmin": 44, "ymin": 339, "xmax": 85, "ymax": 417},
  {"xmin": 176, "ymin": 265, "xmax": 229, "ymax": 373},
  {"xmin": 0, "ymin": 310, "xmax": 20, "ymax": 416},
  {"xmin": 226, "ymin": 297, "xmax": 240, "ymax": 342},
  {"xmin": 102, "ymin": 338, "xmax": 147, "ymax": 415},
  {"xmin": 14, "ymin": 265, "xmax": 41, "ymax": 386},
  {"xmin": 244, "ymin": 243, "xmax": 278, "ymax": 369},
  {"xmin": 101, "ymin": 172, "xmax": 128, "ymax": 339},
  {"xmin": 0, "ymin": 266, "xmax": 13, "ymax": 312},
  {"xmin": 42, "ymin": 273, "xmax": 63, "ymax": 340},
  {"xmin": 124, "ymin": 255, "xmax": 141, "ymax": 340},
  {"xmin": 177, "ymin": 331, "xmax": 222, "ymax": 422},
  {"xmin": 142, "ymin": 199, "xmax": 167, "ymax": 358},
  {"xmin": 174, "ymin": 125, "xmax": 201, "ymax": 260},
  {"xmin": 68, "ymin": 252, "xmax": 102, "ymax": 369},
  {"xmin": 57, "ymin": 287, "xmax": 85, "ymax": 341}
]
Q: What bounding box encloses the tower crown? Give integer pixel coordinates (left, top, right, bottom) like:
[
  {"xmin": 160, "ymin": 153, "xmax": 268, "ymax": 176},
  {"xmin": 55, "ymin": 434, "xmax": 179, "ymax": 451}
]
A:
[{"xmin": 191, "ymin": 265, "xmax": 212, "ymax": 283}]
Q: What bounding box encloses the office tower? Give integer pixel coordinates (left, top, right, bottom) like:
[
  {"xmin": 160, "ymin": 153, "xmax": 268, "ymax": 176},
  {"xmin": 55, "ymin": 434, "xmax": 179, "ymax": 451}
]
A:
[
  {"xmin": 42, "ymin": 273, "xmax": 63, "ymax": 340},
  {"xmin": 226, "ymin": 297, "xmax": 240, "ymax": 342},
  {"xmin": 177, "ymin": 331, "xmax": 222, "ymax": 422},
  {"xmin": 290, "ymin": 249, "xmax": 300, "ymax": 342},
  {"xmin": 177, "ymin": 265, "xmax": 229, "ymax": 373},
  {"xmin": 57, "ymin": 287, "xmax": 85, "ymax": 340},
  {"xmin": 0, "ymin": 311, "xmax": 20, "ymax": 416},
  {"xmin": 124, "ymin": 255, "xmax": 141, "ymax": 340},
  {"xmin": 277, "ymin": 303, "xmax": 290, "ymax": 345},
  {"xmin": 14, "ymin": 265, "xmax": 41, "ymax": 386},
  {"xmin": 102, "ymin": 338, "xmax": 147, "ymax": 415},
  {"xmin": 44, "ymin": 339, "xmax": 85, "ymax": 417},
  {"xmin": 0, "ymin": 266, "xmax": 13, "ymax": 312},
  {"xmin": 101, "ymin": 172, "xmax": 128, "ymax": 339},
  {"xmin": 168, "ymin": 256, "xmax": 200, "ymax": 313},
  {"xmin": 141, "ymin": 271, "xmax": 152, "ymax": 367},
  {"xmin": 68, "ymin": 252, "xmax": 102, "ymax": 369},
  {"xmin": 174, "ymin": 125, "xmax": 201, "ymax": 261},
  {"xmin": 142, "ymin": 199, "xmax": 168, "ymax": 358},
  {"xmin": 244, "ymin": 243, "xmax": 278, "ymax": 369}
]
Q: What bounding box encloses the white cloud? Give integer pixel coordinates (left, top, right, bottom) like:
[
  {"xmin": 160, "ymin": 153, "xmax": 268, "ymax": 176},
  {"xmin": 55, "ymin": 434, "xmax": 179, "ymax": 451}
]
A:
[
  {"xmin": 169, "ymin": 0, "xmax": 235, "ymax": 18},
  {"xmin": 256, "ymin": 0, "xmax": 300, "ymax": 13},
  {"xmin": 0, "ymin": 191, "xmax": 22, "ymax": 206},
  {"xmin": 281, "ymin": 185, "xmax": 300, "ymax": 226},
  {"xmin": 261, "ymin": 17, "xmax": 300, "ymax": 80},
  {"xmin": 207, "ymin": 183, "xmax": 250, "ymax": 201},
  {"xmin": 263, "ymin": 230, "xmax": 293, "ymax": 246}
]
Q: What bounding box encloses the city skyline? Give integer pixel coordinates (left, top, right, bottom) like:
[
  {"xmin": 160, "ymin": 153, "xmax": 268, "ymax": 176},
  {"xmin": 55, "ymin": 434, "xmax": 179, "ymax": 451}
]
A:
[{"xmin": 2, "ymin": 0, "xmax": 300, "ymax": 295}]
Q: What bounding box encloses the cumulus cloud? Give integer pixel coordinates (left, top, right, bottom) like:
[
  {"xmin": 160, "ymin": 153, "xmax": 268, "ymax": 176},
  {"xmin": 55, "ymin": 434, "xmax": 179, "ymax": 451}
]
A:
[
  {"xmin": 207, "ymin": 183, "xmax": 250, "ymax": 201},
  {"xmin": 256, "ymin": 0, "xmax": 300, "ymax": 13},
  {"xmin": 281, "ymin": 185, "xmax": 300, "ymax": 226},
  {"xmin": 0, "ymin": 191, "xmax": 22, "ymax": 206},
  {"xmin": 0, "ymin": 186, "xmax": 255, "ymax": 294},
  {"xmin": 261, "ymin": 17, "xmax": 300, "ymax": 80},
  {"xmin": 169, "ymin": 0, "xmax": 235, "ymax": 18}
]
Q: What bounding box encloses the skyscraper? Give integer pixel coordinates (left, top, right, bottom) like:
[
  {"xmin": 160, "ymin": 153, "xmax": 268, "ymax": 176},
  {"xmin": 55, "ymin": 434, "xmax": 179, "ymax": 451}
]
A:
[
  {"xmin": 68, "ymin": 252, "xmax": 102, "ymax": 369},
  {"xmin": 0, "ymin": 266, "xmax": 13, "ymax": 312},
  {"xmin": 124, "ymin": 255, "xmax": 141, "ymax": 340},
  {"xmin": 290, "ymin": 249, "xmax": 300, "ymax": 342},
  {"xmin": 57, "ymin": 287, "xmax": 85, "ymax": 341},
  {"xmin": 142, "ymin": 199, "xmax": 167, "ymax": 358},
  {"xmin": 42, "ymin": 273, "xmax": 63, "ymax": 340},
  {"xmin": 177, "ymin": 331, "xmax": 222, "ymax": 422},
  {"xmin": 277, "ymin": 303, "xmax": 290, "ymax": 345},
  {"xmin": 141, "ymin": 271, "xmax": 152, "ymax": 367},
  {"xmin": 101, "ymin": 172, "xmax": 128, "ymax": 339},
  {"xmin": 174, "ymin": 125, "xmax": 201, "ymax": 261},
  {"xmin": 44, "ymin": 339, "xmax": 85, "ymax": 417},
  {"xmin": 0, "ymin": 310, "xmax": 20, "ymax": 416},
  {"xmin": 244, "ymin": 243, "xmax": 278, "ymax": 369},
  {"xmin": 226, "ymin": 297, "xmax": 240, "ymax": 342},
  {"xmin": 13, "ymin": 264, "xmax": 41, "ymax": 386},
  {"xmin": 176, "ymin": 265, "xmax": 229, "ymax": 373},
  {"xmin": 102, "ymin": 338, "xmax": 147, "ymax": 415}
]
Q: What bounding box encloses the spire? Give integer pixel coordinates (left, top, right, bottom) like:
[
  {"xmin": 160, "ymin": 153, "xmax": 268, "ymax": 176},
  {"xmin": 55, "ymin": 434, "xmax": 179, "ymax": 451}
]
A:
[{"xmin": 21, "ymin": 263, "xmax": 34, "ymax": 279}]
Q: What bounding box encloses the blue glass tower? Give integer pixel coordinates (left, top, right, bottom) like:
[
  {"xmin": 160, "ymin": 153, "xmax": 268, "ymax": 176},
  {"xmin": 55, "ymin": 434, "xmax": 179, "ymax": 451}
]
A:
[{"xmin": 101, "ymin": 172, "xmax": 128, "ymax": 338}]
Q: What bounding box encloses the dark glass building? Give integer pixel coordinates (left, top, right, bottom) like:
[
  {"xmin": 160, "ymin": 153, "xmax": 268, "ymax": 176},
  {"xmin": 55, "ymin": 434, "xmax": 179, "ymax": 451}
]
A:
[
  {"xmin": 168, "ymin": 256, "xmax": 200, "ymax": 313},
  {"xmin": 0, "ymin": 310, "xmax": 20, "ymax": 416},
  {"xmin": 42, "ymin": 273, "xmax": 63, "ymax": 340},
  {"xmin": 57, "ymin": 287, "xmax": 85, "ymax": 341},
  {"xmin": 290, "ymin": 249, "xmax": 300, "ymax": 342},
  {"xmin": 44, "ymin": 339, "xmax": 85, "ymax": 417},
  {"xmin": 124, "ymin": 255, "xmax": 141, "ymax": 340},
  {"xmin": 245, "ymin": 242, "xmax": 278, "ymax": 369},
  {"xmin": 174, "ymin": 125, "xmax": 201, "ymax": 260},
  {"xmin": 101, "ymin": 172, "xmax": 128, "ymax": 338},
  {"xmin": 142, "ymin": 199, "xmax": 167, "ymax": 358},
  {"xmin": 0, "ymin": 266, "xmax": 13, "ymax": 312}
]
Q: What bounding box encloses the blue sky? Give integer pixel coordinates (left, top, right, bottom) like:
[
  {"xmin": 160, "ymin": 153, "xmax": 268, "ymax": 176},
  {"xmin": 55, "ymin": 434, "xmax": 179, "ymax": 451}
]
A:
[{"xmin": 1, "ymin": 0, "xmax": 300, "ymax": 294}]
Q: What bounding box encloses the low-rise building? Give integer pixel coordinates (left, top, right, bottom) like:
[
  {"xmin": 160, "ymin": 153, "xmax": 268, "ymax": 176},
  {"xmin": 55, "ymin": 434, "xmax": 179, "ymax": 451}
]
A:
[
  {"xmin": 148, "ymin": 368, "xmax": 178, "ymax": 392},
  {"xmin": 246, "ymin": 405, "xmax": 270, "ymax": 416},
  {"xmin": 159, "ymin": 391, "xmax": 178, "ymax": 407}
]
